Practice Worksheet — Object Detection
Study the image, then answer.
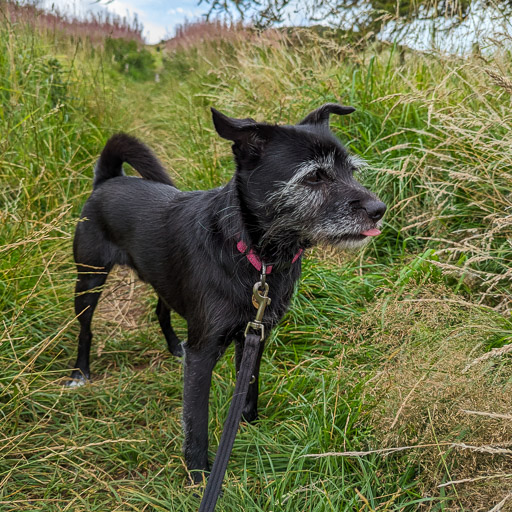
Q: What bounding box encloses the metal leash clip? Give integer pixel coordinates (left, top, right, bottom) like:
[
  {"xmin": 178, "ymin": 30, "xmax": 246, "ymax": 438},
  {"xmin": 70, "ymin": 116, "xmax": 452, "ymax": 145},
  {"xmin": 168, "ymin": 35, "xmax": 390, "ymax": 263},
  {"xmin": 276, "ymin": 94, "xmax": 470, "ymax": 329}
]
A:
[{"xmin": 245, "ymin": 263, "xmax": 271, "ymax": 340}]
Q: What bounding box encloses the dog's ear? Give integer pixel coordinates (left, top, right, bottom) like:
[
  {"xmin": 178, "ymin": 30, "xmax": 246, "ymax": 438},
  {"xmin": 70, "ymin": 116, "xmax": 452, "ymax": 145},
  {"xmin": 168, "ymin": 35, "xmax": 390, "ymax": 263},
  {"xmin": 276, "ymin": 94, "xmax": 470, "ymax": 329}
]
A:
[
  {"xmin": 298, "ymin": 103, "xmax": 355, "ymax": 128},
  {"xmin": 211, "ymin": 108, "xmax": 272, "ymax": 144}
]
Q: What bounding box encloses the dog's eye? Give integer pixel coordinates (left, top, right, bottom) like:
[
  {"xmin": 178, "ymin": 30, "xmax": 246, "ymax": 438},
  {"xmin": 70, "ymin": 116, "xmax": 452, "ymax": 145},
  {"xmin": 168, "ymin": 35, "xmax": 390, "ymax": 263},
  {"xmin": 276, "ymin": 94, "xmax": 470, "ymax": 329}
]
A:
[{"xmin": 304, "ymin": 169, "xmax": 328, "ymax": 186}]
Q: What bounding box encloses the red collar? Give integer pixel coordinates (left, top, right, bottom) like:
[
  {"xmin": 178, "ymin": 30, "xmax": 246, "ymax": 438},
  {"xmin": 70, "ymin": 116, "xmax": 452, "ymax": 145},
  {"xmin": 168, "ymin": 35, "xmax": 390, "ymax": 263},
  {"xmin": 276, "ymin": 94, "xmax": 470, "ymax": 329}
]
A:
[{"xmin": 236, "ymin": 240, "xmax": 303, "ymax": 274}]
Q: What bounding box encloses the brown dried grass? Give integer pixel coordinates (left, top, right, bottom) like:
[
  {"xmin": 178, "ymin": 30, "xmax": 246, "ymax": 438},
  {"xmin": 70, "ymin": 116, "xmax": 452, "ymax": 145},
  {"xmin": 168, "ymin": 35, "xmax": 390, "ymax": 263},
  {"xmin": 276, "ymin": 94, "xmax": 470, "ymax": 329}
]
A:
[
  {"xmin": 348, "ymin": 284, "xmax": 512, "ymax": 510},
  {"xmin": 166, "ymin": 19, "xmax": 250, "ymax": 50},
  {"xmin": 94, "ymin": 267, "xmax": 153, "ymax": 357}
]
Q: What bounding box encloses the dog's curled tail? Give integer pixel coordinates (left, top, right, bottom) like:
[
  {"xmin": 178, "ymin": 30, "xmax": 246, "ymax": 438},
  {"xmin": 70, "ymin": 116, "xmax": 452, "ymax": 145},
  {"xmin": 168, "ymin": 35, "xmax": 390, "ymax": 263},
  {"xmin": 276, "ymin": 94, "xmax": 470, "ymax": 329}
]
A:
[{"xmin": 93, "ymin": 133, "xmax": 175, "ymax": 189}]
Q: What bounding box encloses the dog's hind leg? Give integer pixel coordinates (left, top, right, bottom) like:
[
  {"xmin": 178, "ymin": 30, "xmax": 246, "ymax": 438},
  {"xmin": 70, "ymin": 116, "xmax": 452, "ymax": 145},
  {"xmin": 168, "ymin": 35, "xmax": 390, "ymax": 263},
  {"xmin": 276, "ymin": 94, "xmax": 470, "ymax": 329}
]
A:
[
  {"xmin": 67, "ymin": 261, "xmax": 112, "ymax": 387},
  {"xmin": 67, "ymin": 220, "xmax": 117, "ymax": 387},
  {"xmin": 235, "ymin": 335, "xmax": 265, "ymax": 424},
  {"xmin": 155, "ymin": 298, "xmax": 183, "ymax": 357}
]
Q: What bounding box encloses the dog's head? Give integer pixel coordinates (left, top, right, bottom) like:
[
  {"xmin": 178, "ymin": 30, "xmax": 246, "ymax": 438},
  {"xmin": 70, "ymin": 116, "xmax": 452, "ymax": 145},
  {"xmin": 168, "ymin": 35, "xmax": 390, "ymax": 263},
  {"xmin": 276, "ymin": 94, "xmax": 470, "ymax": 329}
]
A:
[{"xmin": 212, "ymin": 104, "xmax": 386, "ymax": 252}]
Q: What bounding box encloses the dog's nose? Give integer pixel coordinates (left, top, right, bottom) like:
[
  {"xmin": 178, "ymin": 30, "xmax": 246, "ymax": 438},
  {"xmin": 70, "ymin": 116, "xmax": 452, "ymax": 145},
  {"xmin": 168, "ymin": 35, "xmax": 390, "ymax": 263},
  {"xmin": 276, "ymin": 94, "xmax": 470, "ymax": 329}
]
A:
[{"xmin": 362, "ymin": 200, "xmax": 386, "ymax": 221}]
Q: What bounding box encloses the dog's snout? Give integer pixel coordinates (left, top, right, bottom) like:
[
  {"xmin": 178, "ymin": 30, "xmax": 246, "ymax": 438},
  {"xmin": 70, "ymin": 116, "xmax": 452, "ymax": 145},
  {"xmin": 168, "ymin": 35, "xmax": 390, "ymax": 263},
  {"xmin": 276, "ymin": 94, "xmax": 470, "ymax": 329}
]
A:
[{"xmin": 362, "ymin": 199, "xmax": 386, "ymax": 221}]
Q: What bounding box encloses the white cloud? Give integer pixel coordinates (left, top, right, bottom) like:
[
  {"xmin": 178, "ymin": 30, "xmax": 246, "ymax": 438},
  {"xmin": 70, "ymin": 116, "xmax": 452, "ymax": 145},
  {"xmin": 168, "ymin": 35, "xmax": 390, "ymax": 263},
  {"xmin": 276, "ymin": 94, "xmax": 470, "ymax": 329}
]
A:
[
  {"xmin": 168, "ymin": 6, "xmax": 204, "ymax": 18},
  {"xmin": 167, "ymin": 8, "xmax": 181, "ymax": 15}
]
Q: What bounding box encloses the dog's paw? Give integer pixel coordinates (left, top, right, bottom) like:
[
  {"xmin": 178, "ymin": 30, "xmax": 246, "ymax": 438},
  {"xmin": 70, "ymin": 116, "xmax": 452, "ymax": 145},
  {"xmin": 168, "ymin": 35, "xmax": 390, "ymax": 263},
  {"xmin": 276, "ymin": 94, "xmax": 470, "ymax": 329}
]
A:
[
  {"xmin": 242, "ymin": 407, "xmax": 259, "ymax": 424},
  {"xmin": 188, "ymin": 468, "xmax": 210, "ymax": 486},
  {"xmin": 172, "ymin": 342, "xmax": 184, "ymax": 358},
  {"xmin": 64, "ymin": 370, "xmax": 90, "ymax": 388}
]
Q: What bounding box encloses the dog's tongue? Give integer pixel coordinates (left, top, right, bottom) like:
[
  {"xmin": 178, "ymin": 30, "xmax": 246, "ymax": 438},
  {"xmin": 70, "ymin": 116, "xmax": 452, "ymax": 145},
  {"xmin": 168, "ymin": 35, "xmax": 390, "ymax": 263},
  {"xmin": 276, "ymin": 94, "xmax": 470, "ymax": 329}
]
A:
[{"xmin": 361, "ymin": 228, "xmax": 381, "ymax": 236}]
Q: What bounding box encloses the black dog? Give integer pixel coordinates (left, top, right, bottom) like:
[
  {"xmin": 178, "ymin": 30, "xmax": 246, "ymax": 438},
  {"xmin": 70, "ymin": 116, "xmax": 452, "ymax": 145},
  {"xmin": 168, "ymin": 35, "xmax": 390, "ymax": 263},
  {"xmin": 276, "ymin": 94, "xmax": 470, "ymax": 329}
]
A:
[{"xmin": 68, "ymin": 104, "xmax": 386, "ymax": 483}]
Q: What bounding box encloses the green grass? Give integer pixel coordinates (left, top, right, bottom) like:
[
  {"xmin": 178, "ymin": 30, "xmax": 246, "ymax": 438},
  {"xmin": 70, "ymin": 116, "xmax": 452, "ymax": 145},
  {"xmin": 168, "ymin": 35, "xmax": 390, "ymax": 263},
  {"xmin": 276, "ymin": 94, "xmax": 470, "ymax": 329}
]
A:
[{"xmin": 2, "ymin": 14, "xmax": 512, "ymax": 511}]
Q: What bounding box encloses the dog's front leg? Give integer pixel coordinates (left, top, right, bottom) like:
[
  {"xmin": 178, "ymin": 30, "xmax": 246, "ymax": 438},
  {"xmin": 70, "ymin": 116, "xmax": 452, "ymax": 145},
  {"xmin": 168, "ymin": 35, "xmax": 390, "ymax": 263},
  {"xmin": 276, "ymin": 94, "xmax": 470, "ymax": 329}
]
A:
[
  {"xmin": 235, "ymin": 336, "xmax": 265, "ymax": 424},
  {"xmin": 182, "ymin": 342, "xmax": 223, "ymax": 484}
]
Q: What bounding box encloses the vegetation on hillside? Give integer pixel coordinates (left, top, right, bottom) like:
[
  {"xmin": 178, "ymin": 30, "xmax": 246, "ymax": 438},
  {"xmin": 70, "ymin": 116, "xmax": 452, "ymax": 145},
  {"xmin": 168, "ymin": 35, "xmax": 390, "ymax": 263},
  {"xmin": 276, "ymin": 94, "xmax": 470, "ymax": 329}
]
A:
[
  {"xmin": 1, "ymin": 7, "xmax": 512, "ymax": 511},
  {"xmin": 2, "ymin": 0, "xmax": 144, "ymax": 42}
]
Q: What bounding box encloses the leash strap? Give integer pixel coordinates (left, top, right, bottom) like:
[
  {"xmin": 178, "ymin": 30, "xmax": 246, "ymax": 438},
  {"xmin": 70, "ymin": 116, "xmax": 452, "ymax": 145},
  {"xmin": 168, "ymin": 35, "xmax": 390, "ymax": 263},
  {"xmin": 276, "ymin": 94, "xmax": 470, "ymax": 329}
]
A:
[
  {"xmin": 198, "ymin": 332, "xmax": 262, "ymax": 512},
  {"xmin": 198, "ymin": 269, "xmax": 271, "ymax": 512}
]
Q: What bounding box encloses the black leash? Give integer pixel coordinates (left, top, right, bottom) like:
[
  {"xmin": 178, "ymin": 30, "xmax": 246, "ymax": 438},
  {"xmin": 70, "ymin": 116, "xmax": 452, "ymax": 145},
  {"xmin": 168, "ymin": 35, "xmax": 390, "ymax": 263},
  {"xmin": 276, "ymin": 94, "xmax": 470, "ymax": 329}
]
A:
[
  {"xmin": 198, "ymin": 332, "xmax": 261, "ymax": 511},
  {"xmin": 198, "ymin": 267, "xmax": 271, "ymax": 512}
]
